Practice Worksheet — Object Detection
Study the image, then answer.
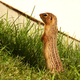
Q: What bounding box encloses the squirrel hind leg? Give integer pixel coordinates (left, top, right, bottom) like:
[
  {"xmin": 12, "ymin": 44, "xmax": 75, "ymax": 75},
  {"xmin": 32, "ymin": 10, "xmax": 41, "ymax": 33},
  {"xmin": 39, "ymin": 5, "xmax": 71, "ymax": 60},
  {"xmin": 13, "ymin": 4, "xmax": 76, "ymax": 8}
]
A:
[{"xmin": 46, "ymin": 59, "xmax": 56, "ymax": 72}]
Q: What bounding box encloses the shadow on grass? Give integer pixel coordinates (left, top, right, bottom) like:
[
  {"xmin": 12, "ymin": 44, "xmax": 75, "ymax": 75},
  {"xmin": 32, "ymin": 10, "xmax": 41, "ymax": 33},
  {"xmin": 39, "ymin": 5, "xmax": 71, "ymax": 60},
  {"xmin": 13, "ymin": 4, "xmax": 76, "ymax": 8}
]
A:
[{"xmin": 0, "ymin": 17, "xmax": 45, "ymax": 70}]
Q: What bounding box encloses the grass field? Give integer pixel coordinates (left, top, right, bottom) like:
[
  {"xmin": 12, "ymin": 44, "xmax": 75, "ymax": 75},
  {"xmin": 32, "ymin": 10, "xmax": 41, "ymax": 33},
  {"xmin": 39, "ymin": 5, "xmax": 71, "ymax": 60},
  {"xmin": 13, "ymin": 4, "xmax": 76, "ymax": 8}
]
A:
[{"xmin": 0, "ymin": 14, "xmax": 80, "ymax": 80}]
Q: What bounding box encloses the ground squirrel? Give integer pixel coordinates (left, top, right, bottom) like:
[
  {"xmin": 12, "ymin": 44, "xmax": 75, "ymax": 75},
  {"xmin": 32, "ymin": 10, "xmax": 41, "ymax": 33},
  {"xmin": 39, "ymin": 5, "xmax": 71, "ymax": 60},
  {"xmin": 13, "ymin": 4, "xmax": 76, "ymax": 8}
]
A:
[{"xmin": 39, "ymin": 12, "xmax": 63, "ymax": 73}]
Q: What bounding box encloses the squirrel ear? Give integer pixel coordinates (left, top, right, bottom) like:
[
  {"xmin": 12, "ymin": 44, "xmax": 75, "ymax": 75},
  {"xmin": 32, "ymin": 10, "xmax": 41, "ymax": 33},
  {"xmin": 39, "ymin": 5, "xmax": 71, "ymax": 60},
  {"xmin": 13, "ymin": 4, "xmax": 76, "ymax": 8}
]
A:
[{"xmin": 50, "ymin": 17, "xmax": 52, "ymax": 20}]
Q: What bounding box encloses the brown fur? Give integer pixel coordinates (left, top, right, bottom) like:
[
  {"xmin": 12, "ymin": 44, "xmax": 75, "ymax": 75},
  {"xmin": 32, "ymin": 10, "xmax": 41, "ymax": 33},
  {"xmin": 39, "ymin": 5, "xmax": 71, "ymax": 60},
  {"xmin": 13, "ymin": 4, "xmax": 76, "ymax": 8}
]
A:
[{"xmin": 39, "ymin": 12, "xmax": 63, "ymax": 73}]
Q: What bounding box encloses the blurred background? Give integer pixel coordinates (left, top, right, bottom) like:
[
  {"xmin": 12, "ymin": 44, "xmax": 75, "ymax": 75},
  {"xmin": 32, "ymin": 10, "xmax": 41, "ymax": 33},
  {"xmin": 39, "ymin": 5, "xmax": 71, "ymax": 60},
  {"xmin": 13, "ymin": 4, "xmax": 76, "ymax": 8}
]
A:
[{"xmin": 1, "ymin": 0, "xmax": 80, "ymax": 40}]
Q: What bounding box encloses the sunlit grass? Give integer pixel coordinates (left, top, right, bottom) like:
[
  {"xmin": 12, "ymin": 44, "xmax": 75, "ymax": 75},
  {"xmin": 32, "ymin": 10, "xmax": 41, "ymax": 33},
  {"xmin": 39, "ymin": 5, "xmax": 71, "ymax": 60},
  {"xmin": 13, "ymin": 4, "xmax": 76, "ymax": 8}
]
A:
[{"xmin": 0, "ymin": 13, "xmax": 80, "ymax": 80}]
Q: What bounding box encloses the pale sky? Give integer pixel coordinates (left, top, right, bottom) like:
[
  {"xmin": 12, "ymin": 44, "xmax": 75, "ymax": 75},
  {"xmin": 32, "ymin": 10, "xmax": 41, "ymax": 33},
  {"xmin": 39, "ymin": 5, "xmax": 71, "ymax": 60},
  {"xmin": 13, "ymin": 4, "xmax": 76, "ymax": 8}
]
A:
[{"xmin": 1, "ymin": 0, "xmax": 80, "ymax": 40}]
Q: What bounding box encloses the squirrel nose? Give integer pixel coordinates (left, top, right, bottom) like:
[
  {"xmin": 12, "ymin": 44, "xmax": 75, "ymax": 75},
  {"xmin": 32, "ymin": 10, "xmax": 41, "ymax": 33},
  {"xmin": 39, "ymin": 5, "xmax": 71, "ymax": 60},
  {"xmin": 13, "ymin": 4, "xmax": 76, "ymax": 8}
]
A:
[
  {"xmin": 39, "ymin": 14, "xmax": 41, "ymax": 16},
  {"xmin": 39, "ymin": 13, "xmax": 42, "ymax": 16}
]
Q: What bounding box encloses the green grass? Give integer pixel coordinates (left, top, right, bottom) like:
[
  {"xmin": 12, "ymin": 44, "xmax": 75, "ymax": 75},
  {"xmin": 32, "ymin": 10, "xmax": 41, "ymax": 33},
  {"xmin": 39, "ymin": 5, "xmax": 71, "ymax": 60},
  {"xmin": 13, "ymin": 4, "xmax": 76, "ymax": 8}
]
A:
[{"xmin": 0, "ymin": 13, "xmax": 80, "ymax": 80}]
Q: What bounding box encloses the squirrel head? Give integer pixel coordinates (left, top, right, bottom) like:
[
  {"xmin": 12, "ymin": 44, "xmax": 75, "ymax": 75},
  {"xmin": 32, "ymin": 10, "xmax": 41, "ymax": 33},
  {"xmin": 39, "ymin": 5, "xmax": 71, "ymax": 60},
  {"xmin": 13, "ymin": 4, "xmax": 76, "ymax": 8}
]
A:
[{"xmin": 39, "ymin": 12, "xmax": 57, "ymax": 26}]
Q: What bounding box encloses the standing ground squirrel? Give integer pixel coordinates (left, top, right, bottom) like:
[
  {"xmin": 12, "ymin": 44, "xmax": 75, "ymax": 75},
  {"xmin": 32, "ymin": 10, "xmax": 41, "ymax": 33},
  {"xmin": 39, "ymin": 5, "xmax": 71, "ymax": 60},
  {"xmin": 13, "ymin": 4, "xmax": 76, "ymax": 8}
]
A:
[{"xmin": 39, "ymin": 12, "xmax": 63, "ymax": 73}]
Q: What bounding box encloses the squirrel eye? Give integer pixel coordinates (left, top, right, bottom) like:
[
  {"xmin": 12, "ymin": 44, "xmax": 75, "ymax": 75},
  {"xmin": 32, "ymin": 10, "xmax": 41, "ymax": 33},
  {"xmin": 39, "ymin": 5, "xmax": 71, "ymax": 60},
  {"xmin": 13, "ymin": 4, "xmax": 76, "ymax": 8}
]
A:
[
  {"xmin": 50, "ymin": 17, "xmax": 52, "ymax": 20},
  {"xmin": 44, "ymin": 14, "xmax": 48, "ymax": 16}
]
